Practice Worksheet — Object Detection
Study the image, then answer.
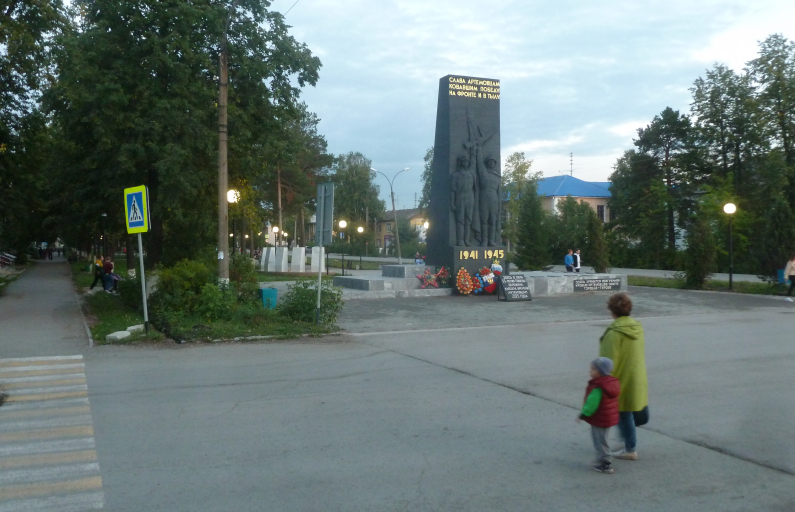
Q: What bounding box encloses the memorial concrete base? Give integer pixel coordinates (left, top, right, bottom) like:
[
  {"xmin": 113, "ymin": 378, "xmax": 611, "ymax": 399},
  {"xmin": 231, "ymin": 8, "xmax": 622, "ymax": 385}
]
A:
[{"xmin": 332, "ymin": 265, "xmax": 627, "ymax": 300}]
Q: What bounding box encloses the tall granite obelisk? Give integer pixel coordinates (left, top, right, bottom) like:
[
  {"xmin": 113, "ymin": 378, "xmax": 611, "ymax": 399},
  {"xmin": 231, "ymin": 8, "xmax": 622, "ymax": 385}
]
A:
[{"xmin": 426, "ymin": 75, "xmax": 505, "ymax": 277}]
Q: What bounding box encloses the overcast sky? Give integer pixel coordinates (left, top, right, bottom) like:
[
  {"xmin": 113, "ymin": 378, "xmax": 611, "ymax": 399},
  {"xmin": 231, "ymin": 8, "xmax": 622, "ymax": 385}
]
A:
[{"xmin": 274, "ymin": 0, "xmax": 795, "ymax": 210}]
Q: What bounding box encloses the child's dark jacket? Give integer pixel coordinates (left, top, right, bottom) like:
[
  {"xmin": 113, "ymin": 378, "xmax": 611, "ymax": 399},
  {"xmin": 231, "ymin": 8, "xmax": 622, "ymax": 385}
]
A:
[{"xmin": 580, "ymin": 375, "xmax": 620, "ymax": 428}]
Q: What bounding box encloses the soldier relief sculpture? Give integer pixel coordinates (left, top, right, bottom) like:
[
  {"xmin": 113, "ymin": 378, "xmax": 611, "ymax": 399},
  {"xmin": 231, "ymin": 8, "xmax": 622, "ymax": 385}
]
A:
[{"xmin": 450, "ymin": 110, "xmax": 501, "ymax": 246}]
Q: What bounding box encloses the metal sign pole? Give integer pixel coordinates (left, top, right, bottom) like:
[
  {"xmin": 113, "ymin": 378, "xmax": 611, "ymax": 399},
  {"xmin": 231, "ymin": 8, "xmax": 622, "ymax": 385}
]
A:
[
  {"xmin": 137, "ymin": 232, "xmax": 149, "ymax": 333},
  {"xmin": 316, "ymin": 190, "xmax": 324, "ymax": 325}
]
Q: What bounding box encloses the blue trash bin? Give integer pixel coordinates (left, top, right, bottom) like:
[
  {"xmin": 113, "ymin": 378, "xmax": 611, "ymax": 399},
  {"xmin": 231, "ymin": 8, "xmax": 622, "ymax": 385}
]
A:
[
  {"xmin": 777, "ymin": 269, "xmax": 787, "ymax": 284},
  {"xmin": 260, "ymin": 288, "xmax": 278, "ymax": 309}
]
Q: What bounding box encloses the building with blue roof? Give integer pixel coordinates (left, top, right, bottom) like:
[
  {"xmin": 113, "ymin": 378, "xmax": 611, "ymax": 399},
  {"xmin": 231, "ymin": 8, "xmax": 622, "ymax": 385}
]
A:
[{"xmin": 537, "ymin": 175, "xmax": 612, "ymax": 222}]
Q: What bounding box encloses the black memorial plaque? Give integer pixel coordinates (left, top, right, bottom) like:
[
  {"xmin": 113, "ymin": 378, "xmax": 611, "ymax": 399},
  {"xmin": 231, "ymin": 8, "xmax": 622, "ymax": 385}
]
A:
[
  {"xmin": 497, "ymin": 274, "xmax": 532, "ymax": 302},
  {"xmin": 573, "ymin": 278, "xmax": 622, "ymax": 292},
  {"xmin": 426, "ymin": 75, "xmax": 502, "ymax": 276}
]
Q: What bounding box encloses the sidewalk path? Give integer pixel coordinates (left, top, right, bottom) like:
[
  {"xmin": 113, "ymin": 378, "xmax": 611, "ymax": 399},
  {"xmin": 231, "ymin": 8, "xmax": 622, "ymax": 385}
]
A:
[{"xmin": 0, "ymin": 258, "xmax": 88, "ymax": 359}]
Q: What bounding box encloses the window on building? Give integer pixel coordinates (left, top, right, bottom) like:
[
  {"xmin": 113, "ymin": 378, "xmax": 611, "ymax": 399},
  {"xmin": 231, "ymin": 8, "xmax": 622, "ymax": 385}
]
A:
[
  {"xmin": 386, "ymin": 223, "xmax": 392, "ymax": 232},
  {"xmin": 377, "ymin": 224, "xmax": 381, "ymax": 233},
  {"xmin": 597, "ymin": 205, "xmax": 605, "ymax": 222},
  {"xmin": 609, "ymin": 208, "xmax": 617, "ymax": 222}
]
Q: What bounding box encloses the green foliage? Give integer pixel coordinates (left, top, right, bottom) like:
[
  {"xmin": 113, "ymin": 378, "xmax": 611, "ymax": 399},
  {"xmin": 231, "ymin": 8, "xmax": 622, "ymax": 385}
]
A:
[
  {"xmin": 751, "ymin": 195, "xmax": 795, "ymax": 280},
  {"xmin": 501, "ymin": 152, "xmax": 537, "ymax": 251},
  {"xmin": 194, "ymin": 283, "xmax": 237, "ymax": 322},
  {"xmin": 586, "ymin": 209, "xmax": 610, "ymax": 273},
  {"xmin": 418, "ymin": 147, "xmax": 433, "ymax": 215},
  {"xmin": 549, "ymin": 196, "xmax": 592, "ymax": 258},
  {"xmin": 230, "ymin": 252, "xmax": 259, "ymax": 302},
  {"xmin": 680, "ymin": 210, "xmax": 717, "ymax": 288},
  {"xmin": 278, "ymin": 280, "xmax": 344, "ymax": 325},
  {"xmin": 387, "ymin": 218, "xmax": 424, "ymax": 259},
  {"xmin": 117, "ymin": 273, "xmax": 143, "ymax": 313},
  {"xmin": 45, "ymin": 0, "xmax": 321, "ymax": 265},
  {"xmin": 152, "ymin": 259, "xmax": 213, "ymax": 314},
  {"xmin": 514, "ymin": 180, "xmax": 551, "ymax": 270},
  {"xmin": 331, "ymin": 152, "xmax": 386, "ymax": 226}
]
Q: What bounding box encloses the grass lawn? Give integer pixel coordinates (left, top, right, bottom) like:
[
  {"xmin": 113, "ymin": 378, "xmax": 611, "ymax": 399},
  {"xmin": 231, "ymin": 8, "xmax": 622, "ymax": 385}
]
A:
[
  {"xmin": 71, "ymin": 258, "xmax": 339, "ymax": 344},
  {"xmin": 628, "ymin": 275, "xmax": 786, "ymax": 295}
]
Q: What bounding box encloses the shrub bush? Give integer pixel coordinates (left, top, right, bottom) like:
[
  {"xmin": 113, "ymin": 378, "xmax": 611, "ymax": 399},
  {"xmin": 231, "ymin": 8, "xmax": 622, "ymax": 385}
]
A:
[{"xmin": 278, "ymin": 280, "xmax": 344, "ymax": 324}]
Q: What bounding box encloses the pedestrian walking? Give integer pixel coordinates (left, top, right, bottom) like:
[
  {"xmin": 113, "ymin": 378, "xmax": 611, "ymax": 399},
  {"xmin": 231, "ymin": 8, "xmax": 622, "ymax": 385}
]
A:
[
  {"xmin": 785, "ymin": 253, "xmax": 795, "ymax": 302},
  {"xmin": 574, "ymin": 249, "xmax": 582, "ymax": 273},
  {"xmin": 578, "ymin": 357, "xmax": 620, "ymax": 474},
  {"xmin": 598, "ymin": 292, "xmax": 648, "ymax": 461},
  {"xmin": 564, "ymin": 249, "xmax": 574, "ymax": 272},
  {"xmin": 89, "ymin": 257, "xmax": 105, "ymax": 290}
]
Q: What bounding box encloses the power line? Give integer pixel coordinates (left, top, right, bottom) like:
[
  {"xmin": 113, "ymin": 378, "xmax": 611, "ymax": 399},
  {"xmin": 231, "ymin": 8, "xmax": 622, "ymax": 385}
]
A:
[{"xmin": 284, "ymin": 0, "xmax": 301, "ymax": 14}]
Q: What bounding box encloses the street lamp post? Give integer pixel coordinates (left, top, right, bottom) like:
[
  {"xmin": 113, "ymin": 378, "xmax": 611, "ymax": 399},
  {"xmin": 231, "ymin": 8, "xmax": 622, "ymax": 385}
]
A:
[
  {"xmin": 339, "ymin": 220, "xmax": 347, "ymax": 275},
  {"xmin": 357, "ymin": 226, "xmax": 364, "ymax": 268},
  {"xmin": 372, "ymin": 167, "xmax": 409, "ymax": 264},
  {"xmin": 724, "ymin": 202, "xmax": 737, "ymax": 290},
  {"xmin": 227, "ymin": 189, "xmax": 239, "ymax": 256},
  {"xmin": 100, "ymin": 213, "xmax": 108, "ymax": 258},
  {"xmin": 272, "ymin": 226, "xmax": 279, "ymax": 247}
]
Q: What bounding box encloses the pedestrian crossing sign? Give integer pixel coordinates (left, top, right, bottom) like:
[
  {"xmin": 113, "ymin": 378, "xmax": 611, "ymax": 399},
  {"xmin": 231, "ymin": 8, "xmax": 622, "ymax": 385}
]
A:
[{"xmin": 124, "ymin": 185, "xmax": 150, "ymax": 234}]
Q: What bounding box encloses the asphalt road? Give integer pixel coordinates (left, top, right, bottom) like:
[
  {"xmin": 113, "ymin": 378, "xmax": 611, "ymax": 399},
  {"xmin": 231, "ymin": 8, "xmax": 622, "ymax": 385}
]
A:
[{"xmin": 1, "ymin": 262, "xmax": 793, "ymax": 511}]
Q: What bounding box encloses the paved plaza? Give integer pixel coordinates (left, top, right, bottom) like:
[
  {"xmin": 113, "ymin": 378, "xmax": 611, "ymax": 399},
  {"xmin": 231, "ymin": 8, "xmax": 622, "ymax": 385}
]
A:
[{"xmin": 1, "ymin": 261, "xmax": 793, "ymax": 511}]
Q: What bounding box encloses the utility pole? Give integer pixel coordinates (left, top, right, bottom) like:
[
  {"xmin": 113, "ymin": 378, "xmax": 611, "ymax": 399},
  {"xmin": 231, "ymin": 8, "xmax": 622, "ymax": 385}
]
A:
[
  {"xmin": 372, "ymin": 167, "xmax": 409, "ymax": 264},
  {"xmin": 217, "ymin": 0, "xmax": 239, "ymax": 283}
]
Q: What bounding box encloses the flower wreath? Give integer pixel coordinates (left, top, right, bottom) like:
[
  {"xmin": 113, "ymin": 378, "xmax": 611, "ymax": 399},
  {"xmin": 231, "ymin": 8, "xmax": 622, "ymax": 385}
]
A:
[
  {"xmin": 416, "ymin": 266, "xmax": 451, "ymax": 289},
  {"xmin": 456, "ymin": 267, "xmax": 475, "ymax": 294}
]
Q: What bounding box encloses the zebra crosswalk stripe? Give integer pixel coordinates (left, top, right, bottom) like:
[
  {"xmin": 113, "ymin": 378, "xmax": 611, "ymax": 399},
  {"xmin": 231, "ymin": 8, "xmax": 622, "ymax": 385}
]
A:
[{"xmin": 0, "ymin": 355, "xmax": 105, "ymax": 511}]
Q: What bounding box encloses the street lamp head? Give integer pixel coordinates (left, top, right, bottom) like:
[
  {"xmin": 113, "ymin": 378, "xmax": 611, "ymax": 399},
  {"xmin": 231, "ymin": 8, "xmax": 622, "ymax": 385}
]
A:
[
  {"xmin": 227, "ymin": 189, "xmax": 240, "ymax": 203},
  {"xmin": 339, "ymin": 220, "xmax": 347, "ymax": 228},
  {"xmin": 357, "ymin": 226, "xmax": 364, "ymax": 233},
  {"xmin": 723, "ymin": 203, "xmax": 737, "ymax": 215},
  {"xmin": 244, "ymin": 234, "xmax": 249, "ymax": 239},
  {"xmin": 229, "ymin": 233, "xmax": 233, "ymax": 237},
  {"xmin": 370, "ymin": 168, "xmax": 378, "ymax": 172},
  {"xmin": 273, "ymin": 227, "xmax": 279, "ymax": 233},
  {"xmin": 403, "ymin": 167, "xmax": 409, "ymax": 171},
  {"xmin": 423, "ymin": 221, "xmax": 429, "ymax": 229}
]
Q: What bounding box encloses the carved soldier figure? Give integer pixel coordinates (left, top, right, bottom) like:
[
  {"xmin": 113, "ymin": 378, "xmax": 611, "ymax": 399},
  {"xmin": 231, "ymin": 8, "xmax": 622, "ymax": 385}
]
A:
[
  {"xmin": 477, "ymin": 148, "xmax": 501, "ymax": 246},
  {"xmin": 450, "ymin": 154, "xmax": 477, "ymax": 246}
]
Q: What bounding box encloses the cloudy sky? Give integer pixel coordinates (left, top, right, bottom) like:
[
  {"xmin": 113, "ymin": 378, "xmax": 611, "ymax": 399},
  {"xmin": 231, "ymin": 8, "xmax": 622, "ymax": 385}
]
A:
[{"xmin": 274, "ymin": 0, "xmax": 795, "ymax": 209}]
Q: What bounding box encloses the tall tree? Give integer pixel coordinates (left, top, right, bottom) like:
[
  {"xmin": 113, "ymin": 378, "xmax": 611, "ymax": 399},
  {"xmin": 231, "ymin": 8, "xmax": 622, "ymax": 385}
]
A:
[
  {"xmin": 418, "ymin": 147, "xmax": 433, "ymax": 215},
  {"xmin": 690, "ymin": 64, "xmax": 763, "ymax": 191},
  {"xmin": 749, "ymin": 34, "xmax": 795, "ymax": 167},
  {"xmin": 46, "ymin": 0, "xmax": 320, "ymax": 265},
  {"xmin": 513, "ymin": 180, "xmax": 551, "ymax": 270},
  {"xmin": 609, "ymin": 150, "xmax": 670, "ymax": 268},
  {"xmin": 586, "ymin": 209, "xmax": 610, "ymax": 273},
  {"xmin": 331, "ymin": 152, "xmax": 385, "ymax": 225},
  {"xmin": 0, "ymin": 0, "xmax": 65, "ymax": 252},
  {"xmin": 635, "ymin": 107, "xmax": 698, "ymax": 251},
  {"xmin": 501, "ymin": 151, "xmax": 535, "ymax": 252}
]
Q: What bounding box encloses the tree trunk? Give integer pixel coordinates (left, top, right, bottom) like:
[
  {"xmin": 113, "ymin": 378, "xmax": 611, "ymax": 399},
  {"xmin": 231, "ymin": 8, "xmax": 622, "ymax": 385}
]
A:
[
  {"xmin": 277, "ymin": 166, "xmax": 283, "ymax": 246},
  {"xmin": 299, "ymin": 207, "xmax": 306, "ymax": 246}
]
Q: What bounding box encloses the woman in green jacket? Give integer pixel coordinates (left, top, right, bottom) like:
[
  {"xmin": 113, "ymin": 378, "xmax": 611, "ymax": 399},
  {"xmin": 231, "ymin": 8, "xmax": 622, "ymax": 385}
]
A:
[{"xmin": 599, "ymin": 292, "xmax": 648, "ymax": 460}]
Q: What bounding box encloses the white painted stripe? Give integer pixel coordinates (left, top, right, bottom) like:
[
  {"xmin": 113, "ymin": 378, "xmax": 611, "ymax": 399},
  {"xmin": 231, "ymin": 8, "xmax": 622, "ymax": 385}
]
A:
[
  {"xmin": 0, "ymin": 364, "xmax": 85, "ymax": 373},
  {"xmin": 0, "ymin": 462, "xmax": 100, "ymax": 486},
  {"xmin": 0, "ymin": 374, "xmax": 85, "ymax": 385},
  {"xmin": 0, "ymin": 398, "xmax": 90, "ymax": 412},
  {"xmin": 4, "ymin": 385, "xmax": 88, "ymax": 396},
  {"xmin": 0, "ymin": 356, "xmax": 82, "ymax": 364},
  {"xmin": 0, "ymin": 415, "xmax": 93, "ymax": 432},
  {"xmin": 0, "ymin": 439, "xmax": 95, "ymax": 458},
  {"xmin": 0, "ymin": 491, "xmax": 104, "ymax": 512}
]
